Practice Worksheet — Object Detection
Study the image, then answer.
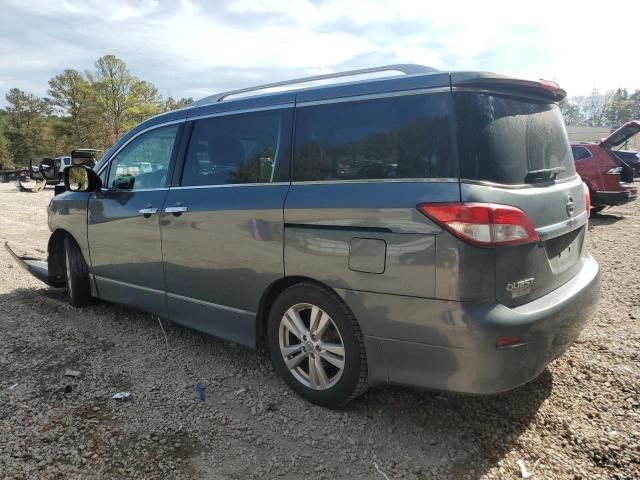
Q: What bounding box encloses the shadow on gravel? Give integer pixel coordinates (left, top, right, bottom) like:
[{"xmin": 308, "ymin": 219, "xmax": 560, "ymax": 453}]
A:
[
  {"xmin": 348, "ymin": 370, "xmax": 553, "ymax": 478},
  {"xmin": 588, "ymin": 212, "xmax": 624, "ymax": 227}
]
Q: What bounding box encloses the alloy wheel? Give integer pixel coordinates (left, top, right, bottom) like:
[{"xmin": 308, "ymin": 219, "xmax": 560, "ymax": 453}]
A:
[{"xmin": 278, "ymin": 303, "xmax": 346, "ymax": 390}]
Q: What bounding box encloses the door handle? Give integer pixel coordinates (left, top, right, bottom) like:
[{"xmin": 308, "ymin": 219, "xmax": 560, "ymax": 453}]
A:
[
  {"xmin": 139, "ymin": 207, "xmax": 158, "ymax": 216},
  {"xmin": 165, "ymin": 205, "xmax": 188, "ymax": 214}
]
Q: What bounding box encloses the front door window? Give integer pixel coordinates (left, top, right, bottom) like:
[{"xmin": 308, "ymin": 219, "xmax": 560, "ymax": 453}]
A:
[{"xmin": 107, "ymin": 124, "xmax": 179, "ymax": 190}]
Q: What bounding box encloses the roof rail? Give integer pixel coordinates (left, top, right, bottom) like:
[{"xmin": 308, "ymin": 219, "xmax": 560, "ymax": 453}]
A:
[{"xmin": 193, "ymin": 64, "xmax": 439, "ymax": 106}]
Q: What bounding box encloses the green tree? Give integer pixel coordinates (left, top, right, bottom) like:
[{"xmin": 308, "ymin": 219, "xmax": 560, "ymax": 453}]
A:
[
  {"xmin": 48, "ymin": 69, "xmax": 94, "ymax": 145},
  {"xmin": 0, "ymin": 111, "xmax": 12, "ymax": 167},
  {"xmin": 582, "ymin": 88, "xmax": 607, "ymax": 126},
  {"xmin": 86, "ymin": 55, "xmax": 137, "ymax": 147},
  {"xmin": 163, "ymin": 96, "xmax": 194, "ymax": 112},
  {"xmin": 630, "ymin": 90, "xmax": 640, "ymax": 120},
  {"xmin": 128, "ymin": 80, "xmax": 162, "ymax": 123},
  {"xmin": 84, "ymin": 54, "xmax": 169, "ymax": 149},
  {"xmin": 603, "ymin": 88, "xmax": 632, "ymax": 128},
  {"xmin": 0, "ymin": 132, "xmax": 11, "ymax": 168},
  {"xmin": 559, "ymin": 99, "xmax": 582, "ymax": 125},
  {"xmin": 4, "ymin": 88, "xmax": 52, "ymax": 164}
]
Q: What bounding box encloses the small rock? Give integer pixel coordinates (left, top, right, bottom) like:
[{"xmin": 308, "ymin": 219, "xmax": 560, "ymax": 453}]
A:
[{"xmin": 65, "ymin": 370, "xmax": 81, "ymax": 378}]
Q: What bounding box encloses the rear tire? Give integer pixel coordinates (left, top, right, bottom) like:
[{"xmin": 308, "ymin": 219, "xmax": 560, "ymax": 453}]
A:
[
  {"xmin": 267, "ymin": 282, "xmax": 368, "ymax": 408},
  {"xmin": 63, "ymin": 237, "xmax": 91, "ymax": 307}
]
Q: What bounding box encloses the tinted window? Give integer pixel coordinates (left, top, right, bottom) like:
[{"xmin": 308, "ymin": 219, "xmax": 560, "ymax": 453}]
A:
[
  {"xmin": 107, "ymin": 124, "xmax": 179, "ymax": 190},
  {"xmin": 455, "ymin": 93, "xmax": 576, "ymax": 184},
  {"xmin": 182, "ymin": 109, "xmax": 287, "ymax": 186},
  {"xmin": 571, "ymin": 146, "xmax": 592, "ymax": 161},
  {"xmin": 293, "ymin": 93, "xmax": 454, "ymax": 181}
]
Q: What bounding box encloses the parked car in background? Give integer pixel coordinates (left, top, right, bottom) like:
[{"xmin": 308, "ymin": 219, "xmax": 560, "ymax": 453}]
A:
[
  {"xmin": 571, "ymin": 121, "xmax": 639, "ymax": 213},
  {"xmin": 7, "ymin": 65, "xmax": 600, "ymax": 407},
  {"xmin": 54, "ymin": 156, "xmax": 72, "ymax": 179},
  {"xmin": 612, "ymin": 149, "xmax": 640, "ymax": 177}
]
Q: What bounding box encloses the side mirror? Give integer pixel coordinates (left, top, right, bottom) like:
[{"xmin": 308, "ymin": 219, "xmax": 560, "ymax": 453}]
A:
[{"xmin": 63, "ymin": 165, "xmax": 102, "ymax": 192}]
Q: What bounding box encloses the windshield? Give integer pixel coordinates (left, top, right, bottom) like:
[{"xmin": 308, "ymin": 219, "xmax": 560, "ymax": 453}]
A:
[{"xmin": 455, "ymin": 93, "xmax": 576, "ymax": 185}]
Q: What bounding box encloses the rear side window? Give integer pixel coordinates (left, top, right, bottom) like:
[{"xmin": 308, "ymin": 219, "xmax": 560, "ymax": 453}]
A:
[
  {"xmin": 293, "ymin": 93, "xmax": 455, "ymax": 181},
  {"xmin": 182, "ymin": 109, "xmax": 289, "ymax": 186},
  {"xmin": 571, "ymin": 146, "xmax": 592, "ymax": 161},
  {"xmin": 455, "ymin": 93, "xmax": 576, "ymax": 184}
]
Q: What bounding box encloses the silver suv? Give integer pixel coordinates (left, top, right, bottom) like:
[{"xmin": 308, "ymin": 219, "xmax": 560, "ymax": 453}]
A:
[{"xmin": 8, "ymin": 65, "xmax": 600, "ymax": 407}]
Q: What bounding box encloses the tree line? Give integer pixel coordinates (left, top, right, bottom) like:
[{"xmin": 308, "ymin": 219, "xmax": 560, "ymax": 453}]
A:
[
  {"xmin": 559, "ymin": 88, "xmax": 640, "ymax": 128},
  {"xmin": 0, "ymin": 54, "xmax": 192, "ymax": 168}
]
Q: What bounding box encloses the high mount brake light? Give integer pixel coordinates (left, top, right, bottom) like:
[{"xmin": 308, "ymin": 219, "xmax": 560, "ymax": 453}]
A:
[
  {"xmin": 539, "ymin": 79, "xmax": 560, "ymax": 91},
  {"xmin": 417, "ymin": 203, "xmax": 540, "ymax": 248}
]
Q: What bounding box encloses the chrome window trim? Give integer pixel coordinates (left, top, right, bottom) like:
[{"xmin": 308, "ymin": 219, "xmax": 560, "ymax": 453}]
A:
[
  {"xmin": 188, "ymin": 103, "xmax": 294, "ymax": 121},
  {"xmin": 167, "ymin": 292, "xmax": 255, "ymax": 316},
  {"xmin": 98, "ymin": 187, "xmax": 170, "ymax": 193},
  {"xmin": 291, "ymin": 178, "xmax": 458, "ymax": 186},
  {"xmin": 96, "ymin": 119, "xmax": 187, "ymax": 176},
  {"xmin": 170, "ymin": 182, "xmax": 290, "ymax": 190},
  {"xmin": 460, "ymin": 174, "xmax": 581, "ymax": 190},
  {"xmin": 295, "ymin": 87, "xmax": 450, "ymax": 107}
]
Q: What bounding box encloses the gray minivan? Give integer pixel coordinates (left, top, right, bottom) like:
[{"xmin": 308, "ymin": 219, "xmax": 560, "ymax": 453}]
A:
[{"xmin": 8, "ymin": 65, "xmax": 600, "ymax": 407}]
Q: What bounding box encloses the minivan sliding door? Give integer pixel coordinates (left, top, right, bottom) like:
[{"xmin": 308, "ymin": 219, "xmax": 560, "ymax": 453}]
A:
[{"xmin": 160, "ymin": 108, "xmax": 293, "ymax": 347}]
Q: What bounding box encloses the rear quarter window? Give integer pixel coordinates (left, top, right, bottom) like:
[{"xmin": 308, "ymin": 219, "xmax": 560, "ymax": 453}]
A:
[
  {"xmin": 455, "ymin": 93, "xmax": 576, "ymax": 185},
  {"xmin": 293, "ymin": 93, "xmax": 455, "ymax": 181}
]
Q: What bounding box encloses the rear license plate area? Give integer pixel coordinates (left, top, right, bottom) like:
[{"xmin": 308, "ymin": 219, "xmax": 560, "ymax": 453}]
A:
[{"xmin": 544, "ymin": 226, "xmax": 584, "ymax": 273}]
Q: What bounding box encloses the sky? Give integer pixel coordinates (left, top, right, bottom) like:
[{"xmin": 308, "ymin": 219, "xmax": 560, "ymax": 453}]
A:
[{"xmin": 1, "ymin": 0, "xmax": 639, "ymax": 106}]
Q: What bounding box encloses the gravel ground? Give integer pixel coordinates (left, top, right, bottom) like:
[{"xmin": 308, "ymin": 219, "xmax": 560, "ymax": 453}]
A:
[{"xmin": 0, "ymin": 181, "xmax": 638, "ymax": 480}]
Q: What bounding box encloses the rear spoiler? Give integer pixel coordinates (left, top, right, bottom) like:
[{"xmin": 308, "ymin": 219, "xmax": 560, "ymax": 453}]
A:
[{"xmin": 451, "ymin": 72, "xmax": 567, "ymax": 102}]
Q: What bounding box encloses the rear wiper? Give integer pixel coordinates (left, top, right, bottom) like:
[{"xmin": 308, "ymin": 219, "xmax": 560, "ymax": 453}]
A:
[{"xmin": 525, "ymin": 166, "xmax": 566, "ymax": 183}]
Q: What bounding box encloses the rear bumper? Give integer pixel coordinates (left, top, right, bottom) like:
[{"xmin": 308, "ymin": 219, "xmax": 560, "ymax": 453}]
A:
[
  {"xmin": 342, "ymin": 255, "xmax": 600, "ymax": 394},
  {"xmin": 592, "ymin": 187, "xmax": 637, "ymax": 206}
]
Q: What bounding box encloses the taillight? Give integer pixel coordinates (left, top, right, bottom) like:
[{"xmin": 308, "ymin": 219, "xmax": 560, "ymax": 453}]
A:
[
  {"xmin": 583, "ymin": 183, "xmax": 591, "ymax": 219},
  {"xmin": 417, "ymin": 203, "xmax": 540, "ymax": 248}
]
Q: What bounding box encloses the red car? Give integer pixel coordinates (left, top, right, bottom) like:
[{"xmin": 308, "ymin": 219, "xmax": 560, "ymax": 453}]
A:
[{"xmin": 572, "ymin": 120, "xmax": 639, "ymax": 213}]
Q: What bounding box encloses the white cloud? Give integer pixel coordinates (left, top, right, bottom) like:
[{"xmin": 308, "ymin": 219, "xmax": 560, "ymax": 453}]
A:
[{"xmin": 1, "ymin": 0, "xmax": 639, "ymax": 106}]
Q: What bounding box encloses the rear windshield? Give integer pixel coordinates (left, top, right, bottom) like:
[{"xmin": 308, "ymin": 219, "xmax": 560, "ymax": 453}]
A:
[{"xmin": 455, "ymin": 93, "xmax": 576, "ymax": 185}]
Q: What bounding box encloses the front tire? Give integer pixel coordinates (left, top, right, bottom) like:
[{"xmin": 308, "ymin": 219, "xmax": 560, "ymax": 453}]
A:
[
  {"xmin": 63, "ymin": 237, "xmax": 91, "ymax": 307},
  {"xmin": 267, "ymin": 282, "xmax": 367, "ymax": 408}
]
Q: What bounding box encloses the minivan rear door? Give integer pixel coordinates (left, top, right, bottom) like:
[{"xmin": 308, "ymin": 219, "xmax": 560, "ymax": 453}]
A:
[{"xmin": 453, "ymin": 90, "xmax": 588, "ymax": 307}]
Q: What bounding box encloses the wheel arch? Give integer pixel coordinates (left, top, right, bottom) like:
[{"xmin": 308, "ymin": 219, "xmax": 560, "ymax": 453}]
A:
[
  {"xmin": 47, "ymin": 229, "xmax": 87, "ymax": 280},
  {"xmin": 256, "ymin": 276, "xmax": 339, "ymax": 346}
]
